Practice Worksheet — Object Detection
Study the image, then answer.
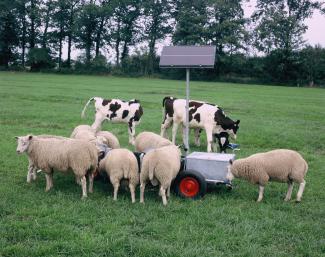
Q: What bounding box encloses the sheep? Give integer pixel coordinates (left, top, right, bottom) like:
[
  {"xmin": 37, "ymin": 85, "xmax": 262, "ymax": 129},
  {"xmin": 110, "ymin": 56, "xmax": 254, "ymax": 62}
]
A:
[
  {"xmin": 25, "ymin": 134, "xmax": 71, "ymax": 183},
  {"xmin": 134, "ymin": 131, "xmax": 172, "ymax": 152},
  {"xmin": 98, "ymin": 148, "xmax": 139, "ymax": 203},
  {"xmin": 71, "ymin": 125, "xmax": 120, "ymax": 149},
  {"xmin": 226, "ymin": 149, "xmax": 308, "ymax": 202},
  {"xmin": 15, "ymin": 135, "xmax": 98, "ymax": 198},
  {"xmin": 140, "ymin": 145, "xmax": 181, "ymax": 205},
  {"xmin": 96, "ymin": 130, "xmax": 120, "ymax": 149}
]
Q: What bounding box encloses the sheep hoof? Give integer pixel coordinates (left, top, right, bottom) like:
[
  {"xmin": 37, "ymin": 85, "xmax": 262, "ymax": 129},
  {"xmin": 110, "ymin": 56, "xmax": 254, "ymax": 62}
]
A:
[
  {"xmin": 81, "ymin": 196, "xmax": 87, "ymax": 200},
  {"xmin": 295, "ymin": 199, "xmax": 301, "ymax": 203},
  {"xmin": 284, "ymin": 198, "xmax": 291, "ymax": 202}
]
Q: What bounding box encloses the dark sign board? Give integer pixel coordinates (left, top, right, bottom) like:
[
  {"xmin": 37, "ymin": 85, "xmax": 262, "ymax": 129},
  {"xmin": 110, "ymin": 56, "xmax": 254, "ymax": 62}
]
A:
[{"xmin": 159, "ymin": 46, "xmax": 216, "ymax": 68}]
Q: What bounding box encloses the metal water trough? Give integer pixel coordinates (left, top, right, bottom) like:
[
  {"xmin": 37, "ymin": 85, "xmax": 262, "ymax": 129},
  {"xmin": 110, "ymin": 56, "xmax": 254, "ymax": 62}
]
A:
[{"xmin": 160, "ymin": 46, "xmax": 234, "ymax": 198}]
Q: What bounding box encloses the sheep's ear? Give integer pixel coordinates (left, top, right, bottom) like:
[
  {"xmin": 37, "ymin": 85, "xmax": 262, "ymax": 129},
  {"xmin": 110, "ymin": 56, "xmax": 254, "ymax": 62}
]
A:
[
  {"xmin": 229, "ymin": 159, "xmax": 233, "ymax": 165},
  {"xmin": 28, "ymin": 135, "xmax": 33, "ymax": 140},
  {"xmin": 14, "ymin": 136, "xmax": 19, "ymax": 140},
  {"xmin": 236, "ymin": 120, "xmax": 240, "ymax": 125}
]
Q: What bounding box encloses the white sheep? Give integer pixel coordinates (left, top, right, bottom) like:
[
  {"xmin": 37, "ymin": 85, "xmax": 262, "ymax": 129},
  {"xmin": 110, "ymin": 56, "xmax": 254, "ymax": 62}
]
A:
[
  {"xmin": 140, "ymin": 145, "xmax": 181, "ymax": 205},
  {"xmin": 96, "ymin": 130, "xmax": 120, "ymax": 149},
  {"xmin": 227, "ymin": 149, "xmax": 308, "ymax": 202},
  {"xmin": 98, "ymin": 148, "xmax": 139, "ymax": 203},
  {"xmin": 25, "ymin": 134, "xmax": 71, "ymax": 183},
  {"xmin": 134, "ymin": 131, "xmax": 172, "ymax": 152},
  {"xmin": 16, "ymin": 135, "xmax": 98, "ymax": 198},
  {"xmin": 71, "ymin": 125, "xmax": 120, "ymax": 149}
]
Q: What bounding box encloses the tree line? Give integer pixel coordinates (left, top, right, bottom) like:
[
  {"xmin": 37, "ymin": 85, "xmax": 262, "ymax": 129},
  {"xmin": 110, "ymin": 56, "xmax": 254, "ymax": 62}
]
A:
[{"xmin": 0, "ymin": 0, "xmax": 325, "ymax": 86}]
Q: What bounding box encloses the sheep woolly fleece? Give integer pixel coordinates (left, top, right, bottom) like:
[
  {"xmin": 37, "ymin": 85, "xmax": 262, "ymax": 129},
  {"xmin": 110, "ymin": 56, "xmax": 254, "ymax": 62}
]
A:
[
  {"xmin": 134, "ymin": 131, "xmax": 172, "ymax": 152},
  {"xmin": 140, "ymin": 144, "xmax": 181, "ymax": 205},
  {"xmin": 228, "ymin": 149, "xmax": 308, "ymax": 202},
  {"xmin": 99, "ymin": 148, "xmax": 139, "ymax": 203}
]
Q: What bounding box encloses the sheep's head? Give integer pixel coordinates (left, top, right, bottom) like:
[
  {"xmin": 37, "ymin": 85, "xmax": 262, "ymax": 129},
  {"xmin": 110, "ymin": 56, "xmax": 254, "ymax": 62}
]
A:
[
  {"xmin": 226, "ymin": 159, "xmax": 235, "ymax": 182},
  {"xmin": 15, "ymin": 135, "xmax": 33, "ymax": 154}
]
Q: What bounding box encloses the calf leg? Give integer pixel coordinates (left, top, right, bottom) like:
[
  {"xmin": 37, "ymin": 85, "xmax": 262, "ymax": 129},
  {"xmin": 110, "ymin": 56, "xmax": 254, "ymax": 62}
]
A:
[
  {"xmin": 128, "ymin": 120, "xmax": 136, "ymax": 145},
  {"xmin": 91, "ymin": 112, "xmax": 105, "ymax": 132},
  {"xmin": 194, "ymin": 128, "xmax": 201, "ymax": 147},
  {"xmin": 205, "ymin": 127, "xmax": 213, "ymax": 153},
  {"xmin": 129, "ymin": 183, "xmax": 136, "ymax": 203},
  {"xmin": 296, "ymin": 180, "xmax": 306, "ymax": 202},
  {"xmin": 257, "ymin": 185, "xmax": 264, "ymax": 202},
  {"xmin": 172, "ymin": 122, "xmax": 180, "ymax": 145},
  {"xmin": 140, "ymin": 183, "xmax": 146, "ymax": 203},
  {"xmin": 161, "ymin": 116, "xmax": 172, "ymax": 139},
  {"xmin": 284, "ymin": 181, "xmax": 294, "ymax": 201}
]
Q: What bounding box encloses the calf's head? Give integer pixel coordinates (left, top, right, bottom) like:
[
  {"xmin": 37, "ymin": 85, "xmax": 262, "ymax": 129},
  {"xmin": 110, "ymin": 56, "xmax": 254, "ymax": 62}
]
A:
[{"xmin": 15, "ymin": 135, "xmax": 33, "ymax": 154}]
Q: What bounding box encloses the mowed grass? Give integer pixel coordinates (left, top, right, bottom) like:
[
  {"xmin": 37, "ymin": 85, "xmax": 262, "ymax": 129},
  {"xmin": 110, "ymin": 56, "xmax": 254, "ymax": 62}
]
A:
[{"xmin": 0, "ymin": 71, "xmax": 325, "ymax": 257}]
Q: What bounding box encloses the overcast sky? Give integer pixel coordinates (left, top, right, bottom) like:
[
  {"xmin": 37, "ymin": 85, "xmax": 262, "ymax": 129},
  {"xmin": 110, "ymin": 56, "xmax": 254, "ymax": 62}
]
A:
[{"xmin": 243, "ymin": 0, "xmax": 325, "ymax": 47}]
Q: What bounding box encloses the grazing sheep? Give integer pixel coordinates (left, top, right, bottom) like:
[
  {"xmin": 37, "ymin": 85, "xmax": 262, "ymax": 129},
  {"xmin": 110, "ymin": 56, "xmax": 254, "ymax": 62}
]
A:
[
  {"xmin": 98, "ymin": 148, "xmax": 139, "ymax": 203},
  {"xmin": 70, "ymin": 125, "xmax": 99, "ymax": 143},
  {"xmin": 96, "ymin": 130, "xmax": 120, "ymax": 149},
  {"xmin": 15, "ymin": 135, "xmax": 98, "ymax": 198},
  {"xmin": 227, "ymin": 149, "xmax": 308, "ymax": 202},
  {"xmin": 140, "ymin": 145, "xmax": 181, "ymax": 205},
  {"xmin": 134, "ymin": 131, "xmax": 172, "ymax": 152}
]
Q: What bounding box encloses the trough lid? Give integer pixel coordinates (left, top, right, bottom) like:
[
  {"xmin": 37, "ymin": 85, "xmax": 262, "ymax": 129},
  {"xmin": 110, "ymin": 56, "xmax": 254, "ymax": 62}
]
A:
[
  {"xmin": 186, "ymin": 152, "xmax": 235, "ymax": 162},
  {"xmin": 159, "ymin": 46, "xmax": 216, "ymax": 68}
]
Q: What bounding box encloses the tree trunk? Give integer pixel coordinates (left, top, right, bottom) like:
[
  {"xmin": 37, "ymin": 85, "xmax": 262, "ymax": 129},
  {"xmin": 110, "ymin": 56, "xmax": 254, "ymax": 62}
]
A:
[
  {"xmin": 67, "ymin": 4, "xmax": 75, "ymax": 67},
  {"xmin": 148, "ymin": 37, "xmax": 156, "ymax": 75},
  {"xmin": 30, "ymin": 0, "xmax": 36, "ymax": 48},
  {"xmin": 21, "ymin": 5, "xmax": 26, "ymax": 67},
  {"xmin": 42, "ymin": 2, "xmax": 52, "ymax": 48},
  {"xmin": 95, "ymin": 17, "xmax": 105, "ymax": 57}
]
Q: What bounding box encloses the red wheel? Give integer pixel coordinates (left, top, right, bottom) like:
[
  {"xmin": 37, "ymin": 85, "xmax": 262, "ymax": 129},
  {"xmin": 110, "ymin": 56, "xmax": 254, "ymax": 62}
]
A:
[
  {"xmin": 179, "ymin": 177, "xmax": 200, "ymax": 197},
  {"xmin": 173, "ymin": 170, "xmax": 207, "ymax": 199}
]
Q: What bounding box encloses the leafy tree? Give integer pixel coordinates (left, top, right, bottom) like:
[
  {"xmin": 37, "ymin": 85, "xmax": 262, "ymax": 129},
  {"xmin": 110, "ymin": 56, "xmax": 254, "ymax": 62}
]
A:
[
  {"xmin": 0, "ymin": 0, "xmax": 19, "ymax": 67},
  {"xmin": 172, "ymin": 0, "xmax": 208, "ymax": 45},
  {"xmin": 252, "ymin": 0, "xmax": 324, "ymax": 82},
  {"xmin": 143, "ymin": 0, "xmax": 173, "ymax": 74},
  {"xmin": 108, "ymin": 0, "xmax": 141, "ymax": 66},
  {"xmin": 205, "ymin": 0, "xmax": 248, "ymax": 75}
]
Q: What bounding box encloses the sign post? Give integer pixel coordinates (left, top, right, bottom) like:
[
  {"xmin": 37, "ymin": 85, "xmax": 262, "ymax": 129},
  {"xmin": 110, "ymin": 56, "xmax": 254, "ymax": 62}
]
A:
[{"xmin": 159, "ymin": 46, "xmax": 216, "ymax": 154}]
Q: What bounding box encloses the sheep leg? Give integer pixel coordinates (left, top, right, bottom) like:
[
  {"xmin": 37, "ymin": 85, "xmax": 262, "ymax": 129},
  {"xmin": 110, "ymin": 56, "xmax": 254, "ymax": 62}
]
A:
[
  {"xmin": 296, "ymin": 180, "xmax": 306, "ymax": 202},
  {"xmin": 45, "ymin": 173, "xmax": 52, "ymax": 192},
  {"xmin": 194, "ymin": 128, "xmax": 201, "ymax": 147},
  {"xmin": 75, "ymin": 176, "xmax": 81, "ymax": 185},
  {"xmin": 160, "ymin": 186, "xmax": 168, "ymax": 206},
  {"xmin": 81, "ymin": 176, "xmax": 87, "ymax": 199},
  {"xmin": 140, "ymin": 183, "xmax": 146, "ymax": 203},
  {"xmin": 172, "ymin": 122, "xmax": 179, "ymax": 145},
  {"xmin": 113, "ymin": 182, "xmax": 120, "ymax": 201},
  {"xmin": 49, "ymin": 171, "xmax": 54, "ymax": 189},
  {"xmin": 129, "ymin": 183, "xmax": 136, "ymax": 203},
  {"xmin": 88, "ymin": 172, "xmax": 94, "ymax": 193},
  {"xmin": 167, "ymin": 186, "xmax": 171, "ymax": 198},
  {"xmin": 27, "ymin": 163, "xmax": 34, "ymax": 183},
  {"xmin": 257, "ymin": 185, "xmax": 264, "ymax": 202},
  {"xmin": 32, "ymin": 168, "xmax": 37, "ymax": 181},
  {"xmin": 284, "ymin": 181, "xmax": 294, "ymax": 201}
]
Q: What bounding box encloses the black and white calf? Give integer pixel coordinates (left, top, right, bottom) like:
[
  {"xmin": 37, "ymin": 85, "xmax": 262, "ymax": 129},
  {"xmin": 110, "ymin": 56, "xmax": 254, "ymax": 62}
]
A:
[
  {"xmin": 81, "ymin": 97, "xmax": 143, "ymax": 145},
  {"xmin": 161, "ymin": 97, "xmax": 240, "ymax": 152}
]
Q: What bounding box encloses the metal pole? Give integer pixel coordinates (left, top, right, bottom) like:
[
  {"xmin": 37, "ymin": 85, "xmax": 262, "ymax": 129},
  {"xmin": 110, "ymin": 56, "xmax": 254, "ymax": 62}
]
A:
[{"xmin": 185, "ymin": 68, "xmax": 190, "ymax": 155}]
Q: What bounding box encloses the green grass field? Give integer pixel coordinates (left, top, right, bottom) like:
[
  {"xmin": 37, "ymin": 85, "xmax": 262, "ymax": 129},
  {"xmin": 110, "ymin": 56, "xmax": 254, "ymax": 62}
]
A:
[{"xmin": 0, "ymin": 71, "xmax": 324, "ymax": 257}]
